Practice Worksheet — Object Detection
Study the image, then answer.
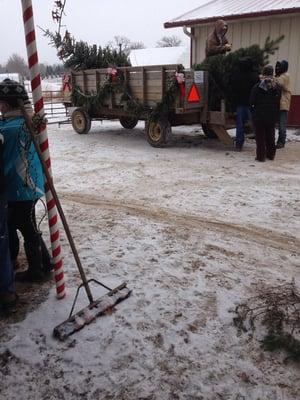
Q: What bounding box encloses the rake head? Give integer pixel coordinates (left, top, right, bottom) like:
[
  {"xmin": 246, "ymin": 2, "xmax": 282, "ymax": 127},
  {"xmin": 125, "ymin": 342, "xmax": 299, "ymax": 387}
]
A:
[{"xmin": 53, "ymin": 282, "xmax": 131, "ymax": 341}]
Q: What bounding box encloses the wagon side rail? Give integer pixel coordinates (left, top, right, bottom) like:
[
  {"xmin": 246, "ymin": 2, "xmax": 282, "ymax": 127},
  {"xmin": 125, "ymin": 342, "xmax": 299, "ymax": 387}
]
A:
[{"xmin": 70, "ymin": 64, "xmax": 190, "ymax": 114}]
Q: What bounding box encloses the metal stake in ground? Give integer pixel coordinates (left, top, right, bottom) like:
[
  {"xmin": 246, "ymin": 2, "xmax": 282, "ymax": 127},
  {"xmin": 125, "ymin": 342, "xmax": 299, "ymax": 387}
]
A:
[
  {"xmin": 19, "ymin": 101, "xmax": 131, "ymax": 341},
  {"xmin": 21, "ymin": 0, "xmax": 65, "ymax": 298}
]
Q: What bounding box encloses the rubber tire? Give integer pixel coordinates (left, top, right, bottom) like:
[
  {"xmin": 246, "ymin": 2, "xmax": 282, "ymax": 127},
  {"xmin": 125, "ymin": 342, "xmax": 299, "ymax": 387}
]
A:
[
  {"xmin": 71, "ymin": 108, "xmax": 91, "ymax": 134},
  {"xmin": 201, "ymin": 123, "xmax": 217, "ymax": 139},
  {"xmin": 119, "ymin": 116, "xmax": 138, "ymax": 129},
  {"xmin": 146, "ymin": 119, "xmax": 171, "ymax": 147}
]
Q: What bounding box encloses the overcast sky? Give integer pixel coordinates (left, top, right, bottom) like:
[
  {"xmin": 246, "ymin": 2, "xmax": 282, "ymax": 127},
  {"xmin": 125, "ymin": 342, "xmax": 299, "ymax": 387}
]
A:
[{"xmin": 0, "ymin": 0, "xmax": 202, "ymax": 65}]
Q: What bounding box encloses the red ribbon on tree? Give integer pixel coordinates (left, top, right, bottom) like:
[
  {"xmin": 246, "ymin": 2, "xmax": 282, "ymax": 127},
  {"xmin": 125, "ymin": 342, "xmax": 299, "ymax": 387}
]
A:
[
  {"xmin": 107, "ymin": 67, "xmax": 118, "ymax": 83},
  {"xmin": 62, "ymin": 74, "xmax": 71, "ymax": 92}
]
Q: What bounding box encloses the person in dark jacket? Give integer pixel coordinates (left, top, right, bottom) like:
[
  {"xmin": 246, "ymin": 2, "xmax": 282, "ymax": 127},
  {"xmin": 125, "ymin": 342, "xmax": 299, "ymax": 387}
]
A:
[
  {"xmin": 0, "ymin": 79, "xmax": 51, "ymax": 282},
  {"xmin": 250, "ymin": 65, "xmax": 281, "ymax": 162},
  {"xmin": 0, "ymin": 132, "xmax": 17, "ymax": 308},
  {"xmin": 231, "ymin": 57, "xmax": 260, "ymax": 150}
]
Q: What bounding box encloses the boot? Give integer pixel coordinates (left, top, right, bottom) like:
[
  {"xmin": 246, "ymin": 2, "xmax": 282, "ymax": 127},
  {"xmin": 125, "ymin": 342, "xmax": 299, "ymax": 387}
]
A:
[
  {"xmin": 233, "ymin": 139, "xmax": 243, "ymax": 152},
  {"xmin": 276, "ymin": 141, "xmax": 285, "ymax": 149},
  {"xmin": 15, "ymin": 240, "xmax": 50, "ymax": 282},
  {"xmin": 0, "ymin": 291, "xmax": 19, "ymax": 309},
  {"xmin": 234, "ymin": 144, "xmax": 243, "ymax": 152}
]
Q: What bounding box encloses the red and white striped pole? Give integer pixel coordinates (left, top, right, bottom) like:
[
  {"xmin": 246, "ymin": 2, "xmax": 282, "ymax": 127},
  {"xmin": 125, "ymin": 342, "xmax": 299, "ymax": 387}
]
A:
[{"xmin": 21, "ymin": 0, "xmax": 65, "ymax": 299}]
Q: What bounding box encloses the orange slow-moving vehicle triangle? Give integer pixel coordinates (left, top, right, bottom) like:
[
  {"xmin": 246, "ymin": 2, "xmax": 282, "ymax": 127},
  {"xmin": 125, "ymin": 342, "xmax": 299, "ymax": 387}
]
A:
[{"xmin": 187, "ymin": 84, "xmax": 201, "ymax": 103}]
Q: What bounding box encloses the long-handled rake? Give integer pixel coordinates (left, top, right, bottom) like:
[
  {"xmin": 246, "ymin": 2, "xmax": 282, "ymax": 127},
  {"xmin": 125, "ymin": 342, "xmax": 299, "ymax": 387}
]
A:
[{"xmin": 19, "ymin": 101, "xmax": 131, "ymax": 341}]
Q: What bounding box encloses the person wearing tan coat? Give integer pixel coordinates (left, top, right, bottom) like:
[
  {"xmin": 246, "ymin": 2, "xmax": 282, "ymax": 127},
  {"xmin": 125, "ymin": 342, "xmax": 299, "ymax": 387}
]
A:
[
  {"xmin": 205, "ymin": 20, "xmax": 232, "ymax": 57},
  {"xmin": 275, "ymin": 60, "xmax": 291, "ymax": 148}
]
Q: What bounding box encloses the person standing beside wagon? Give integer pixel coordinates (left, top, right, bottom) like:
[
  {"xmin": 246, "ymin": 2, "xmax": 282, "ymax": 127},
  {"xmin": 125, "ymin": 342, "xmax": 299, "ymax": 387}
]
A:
[
  {"xmin": 231, "ymin": 57, "xmax": 260, "ymax": 151},
  {"xmin": 250, "ymin": 65, "xmax": 281, "ymax": 162},
  {"xmin": 275, "ymin": 60, "xmax": 291, "ymax": 149}
]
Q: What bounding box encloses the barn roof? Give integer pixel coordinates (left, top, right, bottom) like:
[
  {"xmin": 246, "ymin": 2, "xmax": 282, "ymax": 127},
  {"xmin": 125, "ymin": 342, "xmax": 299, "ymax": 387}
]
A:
[{"xmin": 164, "ymin": 0, "xmax": 300, "ymax": 28}]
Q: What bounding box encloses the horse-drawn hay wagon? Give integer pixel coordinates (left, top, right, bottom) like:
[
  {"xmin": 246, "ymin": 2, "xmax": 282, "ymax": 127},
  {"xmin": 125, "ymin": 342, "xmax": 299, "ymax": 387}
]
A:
[{"xmin": 68, "ymin": 64, "xmax": 234, "ymax": 147}]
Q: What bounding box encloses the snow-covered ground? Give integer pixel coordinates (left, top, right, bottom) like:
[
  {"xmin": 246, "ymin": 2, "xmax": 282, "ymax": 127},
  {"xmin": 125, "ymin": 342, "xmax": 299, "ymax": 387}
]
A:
[{"xmin": 0, "ymin": 122, "xmax": 299, "ymax": 400}]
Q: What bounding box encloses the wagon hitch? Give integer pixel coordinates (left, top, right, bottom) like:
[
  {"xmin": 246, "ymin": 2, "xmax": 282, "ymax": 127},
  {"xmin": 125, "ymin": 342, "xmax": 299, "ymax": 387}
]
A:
[{"xmin": 19, "ymin": 100, "xmax": 131, "ymax": 341}]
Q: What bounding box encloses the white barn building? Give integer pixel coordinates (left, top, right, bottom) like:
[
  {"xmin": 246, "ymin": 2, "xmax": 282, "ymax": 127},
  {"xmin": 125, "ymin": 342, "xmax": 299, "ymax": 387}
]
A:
[{"xmin": 165, "ymin": 0, "xmax": 300, "ymax": 125}]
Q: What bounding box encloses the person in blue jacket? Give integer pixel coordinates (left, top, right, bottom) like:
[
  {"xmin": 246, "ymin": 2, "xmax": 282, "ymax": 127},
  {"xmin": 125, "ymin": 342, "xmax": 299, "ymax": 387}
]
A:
[
  {"xmin": 0, "ymin": 132, "xmax": 18, "ymax": 308},
  {"xmin": 0, "ymin": 79, "xmax": 51, "ymax": 282}
]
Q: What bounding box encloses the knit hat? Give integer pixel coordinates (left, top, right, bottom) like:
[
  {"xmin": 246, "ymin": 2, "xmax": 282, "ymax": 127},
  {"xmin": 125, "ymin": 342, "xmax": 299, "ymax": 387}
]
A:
[
  {"xmin": 0, "ymin": 79, "xmax": 29, "ymax": 107},
  {"xmin": 262, "ymin": 65, "xmax": 274, "ymax": 77},
  {"xmin": 280, "ymin": 60, "xmax": 289, "ymax": 73}
]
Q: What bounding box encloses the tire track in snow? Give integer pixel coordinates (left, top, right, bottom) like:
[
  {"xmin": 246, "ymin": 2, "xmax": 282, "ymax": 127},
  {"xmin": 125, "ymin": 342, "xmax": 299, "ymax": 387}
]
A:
[{"xmin": 60, "ymin": 192, "xmax": 300, "ymax": 254}]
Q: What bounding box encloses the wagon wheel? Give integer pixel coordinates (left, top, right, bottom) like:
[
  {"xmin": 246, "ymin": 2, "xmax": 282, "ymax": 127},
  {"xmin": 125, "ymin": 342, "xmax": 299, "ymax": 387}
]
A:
[
  {"xmin": 201, "ymin": 123, "xmax": 217, "ymax": 139},
  {"xmin": 119, "ymin": 116, "xmax": 138, "ymax": 129},
  {"xmin": 71, "ymin": 108, "xmax": 91, "ymax": 134},
  {"xmin": 146, "ymin": 119, "xmax": 171, "ymax": 147}
]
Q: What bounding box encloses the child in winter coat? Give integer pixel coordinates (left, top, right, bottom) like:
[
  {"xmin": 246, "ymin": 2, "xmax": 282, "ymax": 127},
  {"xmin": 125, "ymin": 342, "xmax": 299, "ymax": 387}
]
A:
[
  {"xmin": 275, "ymin": 60, "xmax": 291, "ymax": 148},
  {"xmin": 0, "ymin": 79, "xmax": 51, "ymax": 282},
  {"xmin": 250, "ymin": 65, "xmax": 281, "ymax": 162}
]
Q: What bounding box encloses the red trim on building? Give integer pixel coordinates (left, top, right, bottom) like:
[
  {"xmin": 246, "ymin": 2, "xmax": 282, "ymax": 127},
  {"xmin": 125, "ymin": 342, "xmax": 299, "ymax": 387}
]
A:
[
  {"xmin": 164, "ymin": 8, "xmax": 300, "ymax": 28},
  {"xmin": 288, "ymin": 96, "xmax": 300, "ymax": 127}
]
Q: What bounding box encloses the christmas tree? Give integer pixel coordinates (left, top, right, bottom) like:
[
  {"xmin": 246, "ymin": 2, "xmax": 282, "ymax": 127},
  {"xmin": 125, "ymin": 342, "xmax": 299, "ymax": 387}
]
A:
[
  {"xmin": 42, "ymin": 29, "xmax": 130, "ymax": 70},
  {"xmin": 42, "ymin": 1, "xmax": 130, "ymax": 70},
  {"xmin": 63, "ymin": 42, "xmax": 130, "ymax": 70},
  {"xmin": 194, "ymin": 36, "xmax": 284, "ymax": 112}
]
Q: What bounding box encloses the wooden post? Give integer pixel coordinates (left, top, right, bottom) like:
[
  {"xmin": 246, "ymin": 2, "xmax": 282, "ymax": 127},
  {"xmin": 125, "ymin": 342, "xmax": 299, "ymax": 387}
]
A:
[
  {"xmin": 221, "ymin": 99, "xmax": 226, "ymax": 115},
  {"xmin": 141, "ymin": 67, "xmax": 146, "ymax": 104},
  {"xmin": 82, "ymin": 71, "xmax": 87, "ymax": 93},
  {"xmin": 201, "ymin": 71, "xmax": 209, "ymax": 123},
  {"xmin": 95, "ymin": 70, "xmax": 99, "ymax": 89},
  {"xmin": 161, "ymin": 66, "xmax": 166, "ymax": 98}
]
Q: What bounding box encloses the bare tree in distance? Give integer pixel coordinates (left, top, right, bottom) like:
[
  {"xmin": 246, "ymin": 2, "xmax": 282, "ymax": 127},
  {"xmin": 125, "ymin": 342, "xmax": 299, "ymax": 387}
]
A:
[
  {"xmin": 129, "ymin": 41, "xmax": 146, "ymax": 50},
  {"xmin": 107, "ymin": 36, "xmax": 145, "ymax": 55},
  {"xmin": 5, "ymin": 53, "xmax": 29, "ymax": 78},
  {"xmin": 156, "ymin": 35, "xmax": 182, "ymax": 48},
  {"xmin": 1, "ymin": 54, "xmax": 66, "ymax": 79}
]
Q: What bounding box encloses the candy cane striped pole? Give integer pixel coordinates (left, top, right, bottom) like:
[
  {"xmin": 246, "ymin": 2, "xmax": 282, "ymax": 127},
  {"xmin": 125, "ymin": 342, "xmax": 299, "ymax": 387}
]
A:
[{"xmin": 21, "ymin": 0, "xmax": 65, "ymax": 299}]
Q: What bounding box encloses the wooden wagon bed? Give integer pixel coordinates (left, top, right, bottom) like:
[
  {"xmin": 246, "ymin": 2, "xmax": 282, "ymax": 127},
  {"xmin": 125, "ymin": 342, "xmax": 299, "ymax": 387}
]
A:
[{"xmin": 69, "ymin": 64, "xmax": 233, "ymax": 147}]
